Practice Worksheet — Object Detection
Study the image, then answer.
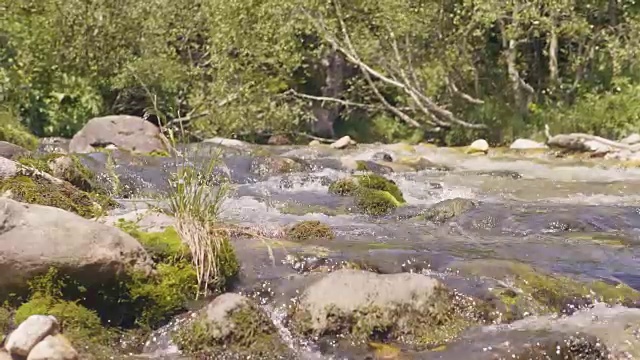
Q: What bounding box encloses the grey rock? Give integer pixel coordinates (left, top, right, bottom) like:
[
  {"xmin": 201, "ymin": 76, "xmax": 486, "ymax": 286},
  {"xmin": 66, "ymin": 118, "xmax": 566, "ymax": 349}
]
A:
[
  {"xmin": 620, "ymin": 133, "xmax": 640, "ymax": 145},
  {"xmin": 0, "ymin": 141, "xmax": 29, "ymax": 160},
  {"xmin": 0, "ymin": 198, "xmax": 153, "ymax": 292},
  {"xmin": 330, "ymin": 136, "xmax": 356, "ymax": 149},
  {"xmin": 509, "ymin": 138, "xmax": 547, "ymax": 150},
  {"xmin": 371, "ymin": 152, "xmax": 393, "ymax": 162},
  {"xmin": 69, "ymin": 115, "xmax": 168, "ymax": 154}
]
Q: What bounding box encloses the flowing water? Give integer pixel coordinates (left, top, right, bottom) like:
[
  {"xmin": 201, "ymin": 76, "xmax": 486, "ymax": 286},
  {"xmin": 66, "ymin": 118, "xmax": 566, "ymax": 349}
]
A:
[{"xmin": 101, "ymin": 142, "xmax": 640, "ymax": 359}]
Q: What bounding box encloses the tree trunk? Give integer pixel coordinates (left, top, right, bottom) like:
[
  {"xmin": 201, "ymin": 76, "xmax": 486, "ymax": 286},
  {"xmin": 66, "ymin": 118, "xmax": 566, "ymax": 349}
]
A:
[{"xmin": 311, "ymin": 50, "xmax": 346, "ymax": 138}]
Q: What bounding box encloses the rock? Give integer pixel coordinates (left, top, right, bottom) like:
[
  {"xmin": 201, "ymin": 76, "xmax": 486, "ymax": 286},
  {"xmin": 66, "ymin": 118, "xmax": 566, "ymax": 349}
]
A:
[
  {"xmin": 371, "ymin": 152, "xmax": 393, "ymax": 162},
  {"xmin": 267, "ymin": 134, "xmax": 291, "ymax": 145},
  {"xmin": 27, "ymin": 334, "xmax": 78, "ymax": 360},
  {"xmin": 173, "ymin": 293, "xmax": 289, "ymax": 358},
  {"xmin": 583, "ymin": 139, "xmax": 612, "ymax": 154},
  {"xmin": 466, "ymin": 139, "xmax": 489, "ymax": 154},
  {"xmin": 620, "ymin": 133, "xmax": 640, "ymax": 145},
  {"xmin": 0, "ymin": 198, "xmax": 152, "ymax": 293},
  {"xmin": 0, "ymin": 156, "xmax": 19, "ymax": 179},
  {"xmin": 0, "ymin": 351, "xmax": 11, "ymax": 360},
  {"xmin": 330, "ymin": 135, "xmax": 356, "ymax": 149},
  {"xmin": 420, "ymin": 198, "xmax": 478, "ymax": 224},
  {"xmin": 435, "ymin": 304, "xmax": 640, "ymax": 360},
  {"xmin": 202, "ymin": 137, "xmax": 251, "ymax": 148},
  {"xmin": 249, "ymin": 156, "xmax": 308, "ymax": 177},
  {"xmin": 69, "ymin": 115, "xmax": 168, "ymax": 154},
  {"xmin": 37, "ymin": 138, "xmax": 69, "ymax": 155},
  {"xmin": 509, "ymin": 138, "xmax": 547, "ymax": 150},
  {"xmin": 308, "ymin": 140, "xmax": 322, "ymax": 146},
  {"xmin": 5, "ymin": 315, "xmax": 59, "ymax": 356},
  {"xmin": 0, "ymin": 141, "xmax": 29, "ymax": 160},
  {"xmin": 290, "ymin": 269, "xmax": 477, "ymax": 345},
  {"xmin": 354, "ymin": 160, "xmax": 394, "ymax": 174}
]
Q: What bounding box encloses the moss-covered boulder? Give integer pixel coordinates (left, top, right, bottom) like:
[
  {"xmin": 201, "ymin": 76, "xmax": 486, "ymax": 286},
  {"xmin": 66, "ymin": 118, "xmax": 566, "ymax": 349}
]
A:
[
  {"xmin": 355, "ymin": 160, "xmax": 394, "ymax": 174},
  {"xmin": 174, "ymin": 293, "xmax": 291, "ymax": 359},
  {"xmin": 452, "ymin": 259, "xmax": 640, "ymax": 322},
  {"xmin": 250, "ymin": 156, "xmax": 309, "ymax": 177},
  {"xmin": 16, "ymin": 153, "xmax": 104, "ymax": 193},
  {"xmin": 289, "ymin": 269, "xmax": 485, "ymax": 348},
  {"xmin": 0, "ymin": 175, "xmax": 115, "ymax": 218},
  {"xmin": 286, "ymin": 220, "xmax": 335, "ymax": 242},
  {"xmin": 328, "ymin": 174, "xmax": 406, "ymax": 215},
  {"xmin": 417, "ymin": 198, "xmax": 478, "ymax": 224}
]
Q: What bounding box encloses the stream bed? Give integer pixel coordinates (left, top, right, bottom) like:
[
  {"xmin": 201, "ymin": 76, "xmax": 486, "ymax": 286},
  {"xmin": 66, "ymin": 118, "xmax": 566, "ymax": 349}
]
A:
[{"xmin": 100, "ymin": 142, "xmax": 640, "ymax": 359}]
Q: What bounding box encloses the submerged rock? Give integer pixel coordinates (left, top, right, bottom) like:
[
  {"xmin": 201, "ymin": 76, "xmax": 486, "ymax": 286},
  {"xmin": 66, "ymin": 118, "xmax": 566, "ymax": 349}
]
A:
[
  {"xmin": 451, "ymin": 259, "xmax": 640, "ymax": 322},
  {"xmin": 419, "ymin": 198, "xmax": 478, "ymax": 224},
  {"xmin": 289, "ymin": 269, "xmax": 484, "ymax": 347},
  {"xmin": 173, "ymin": 293, "xmax": 291, "ymax": 359}
]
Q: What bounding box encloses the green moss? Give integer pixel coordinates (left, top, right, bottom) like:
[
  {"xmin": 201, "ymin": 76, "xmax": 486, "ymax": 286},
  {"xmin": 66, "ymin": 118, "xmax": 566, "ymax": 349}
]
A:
[
  {"xmin": 144, "ymin": 149, "xmax": 171, "ymax": 157},
  {"xmin": 127, "ymin": 262, "xmax": 198, "ymax": 328},
  {"xmin": 0, "ymin": 306, "xmax": 12, "ymax": 343},
  {"xmin": 0, "ymin": 175, "xmax": 116, "ymax": 218},
  {"xmin": 328, "ymin": 178, "xmax": 359, "ymax": 196},
  {"xmin": 328, "ymin": 174, "xmax": 405, "ymax": 215},
  {"xmin": 15, "ymin": 295, "xmax": 113, "ymax": 357},
  {"xmin": 291, "ymin": 286, "xmax": 482, "ymax": 348},
  {"xmin": 354, "ymin": 188, "xmax": 400, "ymax": 215},
  {"xmin": 286, "ymin": 220, "xmax": 335, "ymax": 242},
  {"xmin": 354, "ymin": 174, "xmax": 405, "ymax": 203},
  {"xmin": 174, "ymin": 302, "xmax": 288, "ymax": 359},
  {"xmin": 116, "ymin": 220, "xmax": 189, "ymax": 263},
  {"xmin": 0, "ymin": 111, "xmax": 39, "ymax": 151},
  {"xmin": 17, "ymin": 153, "xmax": 104, "ymax": 193},
  {"xmin": 456, "ymin": 260, "xmax": 640, "ymax": 319}
]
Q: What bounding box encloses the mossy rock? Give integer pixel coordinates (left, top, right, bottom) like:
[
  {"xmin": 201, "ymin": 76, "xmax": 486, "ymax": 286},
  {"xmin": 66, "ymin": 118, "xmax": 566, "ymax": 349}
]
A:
[
  {"xmin": 355, "ymin": 160, "xmax": 394, "ymax": 174},
  {"xmin": 355, "ymin": 188, "xmax": 401, "ymax": 215},
  {"xmin": 328, "ymin": 174, "xmax": 405, "ymax": 215},
  {"xmin": 328, "ymin": 178, "xmax": 359, "ymax": 196},
  {"xmin": 0, "ymin": 111, "xmax": 39, "ymax": 151},
  {"xmin": 0, "ymin": 175, "xmax": 117, "ymax": 218},
  {"xmin": 286, "ymin": 220, "xmax": 335, "ymax": 242},
  {"xmin": 416, "ymin": 198, "xmax": 478, "ymax": 224},
  {"xmin": 15, "ymin": 295, "xmax": 113, "ymax": 357},
  {"xmin": 290, "ymin": 270, "xmax": 487, "ymax": 348},
  {"xmin": 17, "ymin": 153, "xmax": 104, "ymax": 193},
  {"xmin": 454, "ymin": 260, "xmax": 640, "ymax": 321},
  {"xmin": 354, "ymin": 174, "xmax": 405, "ymax": 203},
  {"xmin": 174, "ymin": 293, "xmax": 290, "ymax": 359}
]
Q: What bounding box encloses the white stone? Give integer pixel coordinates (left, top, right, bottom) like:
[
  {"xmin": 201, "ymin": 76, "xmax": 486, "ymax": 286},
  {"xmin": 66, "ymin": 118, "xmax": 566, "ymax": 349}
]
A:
[
  {"xmin": 5, "ymin": 315, "xmax": 59, "ymax": 357},
  {"xmin": 620, "ymin": 133, "xmax": 640, "ymax": 145},
  {"xmin": 509, "ymin": 138, "xmax": 547, "ymax": 150},
  {"xmin": 27, "ymin": 334, "xmax": 78, "ymax": 360},
  {"xmin": 330, "ymin": 135, "xmax": 355, "ymax": 149},
  {"xmin": 466, "ymin": 139, "xmax": 489, "ymax": 154}
]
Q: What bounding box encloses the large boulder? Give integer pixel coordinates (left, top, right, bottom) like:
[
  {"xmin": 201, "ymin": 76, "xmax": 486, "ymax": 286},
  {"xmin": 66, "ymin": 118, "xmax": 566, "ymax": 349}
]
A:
[
  {"xmin": 0, "ymin": 198, "xmax": 153, "ymax": 293},
  {"xmin": 69, "ymin": 115, "xmax": 169, "ymax": 154},
  {"xmin": 289, "ymin": 269, "xmax": 483, "ymax": 346},
  {"xmin": 0, "ymin": 141, "xmax": 29, "ymax": 160}
]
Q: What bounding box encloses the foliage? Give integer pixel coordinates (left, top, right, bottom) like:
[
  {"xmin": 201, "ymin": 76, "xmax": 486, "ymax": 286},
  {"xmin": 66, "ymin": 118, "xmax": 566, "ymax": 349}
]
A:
[
  {"xmin": 3, "ymin": 0, "xmax": 640, "ymax": 143},
  {"xmin": 0, "ymin": 110, "xmax": 39, "ymax": 150}
]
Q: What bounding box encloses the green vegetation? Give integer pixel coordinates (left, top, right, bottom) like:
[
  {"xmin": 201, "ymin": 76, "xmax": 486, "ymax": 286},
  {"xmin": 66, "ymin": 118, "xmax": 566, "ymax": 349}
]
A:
[
  {"xmin": 0, "ymin": 175, "xmax": 116, "ymax": 218},
  {"xmin": 16, "ymin": 153, "xmax": 102, "ymax": 193},
  {"xmin": 3, "ymin": 0, "xmax": 640, "ymax": 144},
  {"xmin": 174, "ymin": 301, "xmax": 288, "ymax": 359},
  {"xmin": 329, "ymin": 174, "xmax": 405, "ymax": 215},
  {"xmin": 0, "ymin": 110, "xmax": 39, "ymax": 150},
  {"xmin": 286, "ymin": 220, "xmax": 336, "ymax": 242},
  {"xmin": 455, "ymin": 260, "xmax": 640, "ymax": 321}
]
